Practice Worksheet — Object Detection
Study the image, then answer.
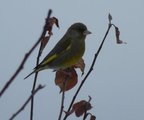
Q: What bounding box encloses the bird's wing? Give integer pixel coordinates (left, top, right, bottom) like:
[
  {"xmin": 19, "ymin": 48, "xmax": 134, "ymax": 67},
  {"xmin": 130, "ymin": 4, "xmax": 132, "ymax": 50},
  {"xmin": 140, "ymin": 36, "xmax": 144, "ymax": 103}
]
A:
[{"xmin": 40, "ymin": 34, "xmax": 71, "ymax": 66}]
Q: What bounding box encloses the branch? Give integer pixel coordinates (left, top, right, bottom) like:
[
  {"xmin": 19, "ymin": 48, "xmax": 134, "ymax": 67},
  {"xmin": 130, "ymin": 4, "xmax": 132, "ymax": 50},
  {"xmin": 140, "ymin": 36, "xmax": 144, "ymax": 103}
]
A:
[
  {"xmin": 58, "ymin": 88, "xmax": 65, "ymax": 120},
  {"xmin": 0, "ymin": 9, "xmax": 52, "ymax": 98},
  {"xmin": 58, "ymin": 79, "xmax": 67, "ymax": 120},
  {"xmin": 30, "ymin": 10, "xmax": 52, "ymax": 120},
  {"xmin": 9, "ymin": 85, "xmax": 45, "ymax": 120},
  {"xmin": 63, "ymin": 23, "xmax": 112, "ymax": 120}
]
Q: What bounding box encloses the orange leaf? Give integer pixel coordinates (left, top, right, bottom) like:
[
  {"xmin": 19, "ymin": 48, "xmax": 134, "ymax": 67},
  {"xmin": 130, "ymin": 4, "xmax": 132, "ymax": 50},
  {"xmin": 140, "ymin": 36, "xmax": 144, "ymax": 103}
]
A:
[
  {"xmin": 72, "ymin": 100, "xmax": 92, "ymax": 117},
  {"xmin": 74, "ymin": 58, "xmax": 85, "ymax": 75},
  {"xmin": 55, "ymin": 68, "xmax": 78, "ymax": 92}
]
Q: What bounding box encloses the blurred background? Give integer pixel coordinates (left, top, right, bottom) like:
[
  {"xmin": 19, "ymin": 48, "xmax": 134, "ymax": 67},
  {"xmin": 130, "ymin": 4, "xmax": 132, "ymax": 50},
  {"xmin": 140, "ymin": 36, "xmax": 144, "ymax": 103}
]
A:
[{"xmin": 0, "ymin": 0, "xmax": 144, "ymax": 120}]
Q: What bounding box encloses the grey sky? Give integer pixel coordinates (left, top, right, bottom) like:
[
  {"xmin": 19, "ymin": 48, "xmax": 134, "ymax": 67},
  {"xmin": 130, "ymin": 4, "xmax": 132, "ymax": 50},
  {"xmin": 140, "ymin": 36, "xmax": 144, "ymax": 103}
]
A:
[{"xmin": 0, "ymin": 0, "xmax": 144, "ymax": 120}]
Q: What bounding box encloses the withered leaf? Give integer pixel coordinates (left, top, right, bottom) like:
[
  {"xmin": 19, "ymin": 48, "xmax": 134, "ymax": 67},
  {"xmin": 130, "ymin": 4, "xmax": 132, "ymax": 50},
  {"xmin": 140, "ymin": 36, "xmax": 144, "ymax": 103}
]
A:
[
  {"xmin": 39, "ymin": 36, "xmax": 50, "ymax": 55},
  {"xmin": 72, "ymin": 100, "xmax": 92, "ymax": 117},
  {"xmin": 114, "ymin": 26, "xmax": 127, "ymax": 44},
  {"xmin": 52, "ymin": 17, "xmax": 59, "ymax": 28},
  {"xmin": 90, "ymin": 115, "xmax": 96, "ymax": 120},
  {"xmin": 55, "ymin": 68, "xmax": 78, "ymax": 92},
  {"xmin": 115, "ymin": 26, "xmax": 120, "ymax": 42},
  {"xmin": 47, "ymin": 17, "xmax": 59, "ymax": 35},
  {"xmin": 74, "ymin": 58, "xmax": 85, "ymax": 75}
]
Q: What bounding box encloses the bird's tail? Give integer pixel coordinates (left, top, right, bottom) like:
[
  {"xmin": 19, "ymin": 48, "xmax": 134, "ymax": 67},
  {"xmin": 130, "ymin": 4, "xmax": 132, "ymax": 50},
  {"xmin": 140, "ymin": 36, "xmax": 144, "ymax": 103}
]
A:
[
  {"xmin": 24, "ymin": 70, "xmax": 36, "ymax": 79},
  {"xmin": 24, "ymin": 64, "xmax": 47, "ymax": 79}
]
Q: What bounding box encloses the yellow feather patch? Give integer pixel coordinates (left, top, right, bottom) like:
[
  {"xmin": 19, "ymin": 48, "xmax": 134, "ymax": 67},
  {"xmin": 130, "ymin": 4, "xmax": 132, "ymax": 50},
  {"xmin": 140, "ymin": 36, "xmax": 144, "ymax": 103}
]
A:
[
  {"xmin": 42, "ymin": 44, "xmax": 71, "ymax": 66},
  {"xmin": 42, "ymin": 54, "xmax": 57, "ymax": 65},
  {"xmin": 66, "ymin": 44, "xmax": 71, "ymax": 51}
]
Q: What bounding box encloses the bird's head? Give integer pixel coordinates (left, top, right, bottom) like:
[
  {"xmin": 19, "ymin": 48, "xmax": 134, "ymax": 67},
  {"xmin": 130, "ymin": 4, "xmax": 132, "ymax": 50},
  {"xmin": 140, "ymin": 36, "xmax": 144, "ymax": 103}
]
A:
[{"xmin": 68, "ymin": 23, "xmax": 91, "ymax": 37}]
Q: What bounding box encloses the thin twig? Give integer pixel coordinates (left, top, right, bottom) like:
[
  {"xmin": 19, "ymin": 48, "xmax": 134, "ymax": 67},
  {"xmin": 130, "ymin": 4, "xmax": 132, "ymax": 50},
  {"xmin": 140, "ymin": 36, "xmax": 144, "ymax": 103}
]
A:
[
  {"xmin": 83, "ymin": 111, "xmax": 87, "ymax": 120},
  {"xmin": 58, "ymin": 77, "xmax": 69, "ymax": 120},
  {"xmin": 9, "ymin": 85, "xmax": 45, "ymax": 120},
  {"xmin": 30, "ymin": 10, "xmax": 52, "ymax": 120},
  {"xmin": 0, "ymin": 11, "xmax": 52, "ymax": 98},
  {"xmin": 30, "ymin": 36, "xmax": 51, "ymax": 120},
  {"xmin": 63, "ymin": 23, "xmax": 112, "ymax": 120},
  {"xmin": 0, "ymin": 9, "xmax": 51, "ymax": 98},
  {"xmin": 0, "ymin": 37, "xmax": 40, "ymax": 97},
  {"xmin": 58, "ymin": 87, "xmax": 65, "ymax": 120}
]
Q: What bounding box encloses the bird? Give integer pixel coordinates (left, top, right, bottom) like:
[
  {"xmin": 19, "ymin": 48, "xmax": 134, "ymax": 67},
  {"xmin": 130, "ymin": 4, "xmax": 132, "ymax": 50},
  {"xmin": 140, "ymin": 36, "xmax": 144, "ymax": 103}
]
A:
[{"xmin": 24, "ymin": 22, "xmax": 91, "ymax": 79}]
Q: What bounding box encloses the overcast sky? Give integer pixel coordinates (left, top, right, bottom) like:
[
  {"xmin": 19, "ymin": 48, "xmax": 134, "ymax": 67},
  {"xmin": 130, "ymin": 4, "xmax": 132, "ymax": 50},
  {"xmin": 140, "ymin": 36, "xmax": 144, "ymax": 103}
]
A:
[{"xmin": 0, "ymin": 0, "xmax": 144, "ymax": 120}]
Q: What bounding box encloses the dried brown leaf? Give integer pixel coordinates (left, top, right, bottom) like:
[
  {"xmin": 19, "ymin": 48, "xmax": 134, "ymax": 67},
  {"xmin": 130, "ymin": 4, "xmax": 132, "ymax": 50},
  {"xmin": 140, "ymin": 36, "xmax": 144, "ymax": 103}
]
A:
[
  {"xmin": 74, "ymin": 58, "xmax": 85, "ymax": 75},
  {"xmin": 114, "ymin": 26, "xmax": 127, "ymax": 44},
  {"xmin": 90, "ymin": 115, "xmax": 96, "ymax": 120},
  {"xmin": 39, "ymin": 36, "xmax": 50, "ymax": 55},
  {"xmin": 47, "ymin": 17, "xmax": 59, "ymax": 35},
  {"xmin": 52, "ymin": 17, "xmax": 59, "ymax": 28},
  {"xmin": 55, "ymin": 68, "xmax": 78, "ymax": 92},
  {"xmin": 115, "ymin": 26, "xmax": 120, "ymax": 41},
  {"xmin": 72, "ymin": 100, "xmax": 92, "ymax": 117}
]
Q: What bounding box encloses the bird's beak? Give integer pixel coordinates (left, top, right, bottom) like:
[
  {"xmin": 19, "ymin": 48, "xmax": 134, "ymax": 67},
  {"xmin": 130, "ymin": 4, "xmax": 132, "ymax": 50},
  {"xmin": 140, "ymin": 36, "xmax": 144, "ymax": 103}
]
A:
[{"xmin": 83, "ymin": 30, "xmax": 92, "ymax": 35}]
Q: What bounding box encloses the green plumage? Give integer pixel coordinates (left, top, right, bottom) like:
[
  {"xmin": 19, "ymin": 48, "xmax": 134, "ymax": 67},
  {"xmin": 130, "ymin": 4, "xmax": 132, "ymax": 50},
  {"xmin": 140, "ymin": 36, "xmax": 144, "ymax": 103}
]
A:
[{"xmin": 24, "ymin": 23, "xmax": 91, "ymax": 79}]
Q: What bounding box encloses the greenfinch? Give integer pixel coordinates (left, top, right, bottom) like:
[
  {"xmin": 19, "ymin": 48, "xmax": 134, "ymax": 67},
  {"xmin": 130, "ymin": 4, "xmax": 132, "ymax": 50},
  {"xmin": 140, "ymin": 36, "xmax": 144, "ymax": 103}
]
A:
[{"xmin": 24, "ymin": 23, "xmax": 91, "ymax": 79}]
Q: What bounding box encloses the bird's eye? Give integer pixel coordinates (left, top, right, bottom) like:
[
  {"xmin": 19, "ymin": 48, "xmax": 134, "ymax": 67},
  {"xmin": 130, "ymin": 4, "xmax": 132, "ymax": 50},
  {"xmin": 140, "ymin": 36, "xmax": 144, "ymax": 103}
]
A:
[{"xmin": 78, "ymin": 27, "xmax": 86, "ymax": 32}]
